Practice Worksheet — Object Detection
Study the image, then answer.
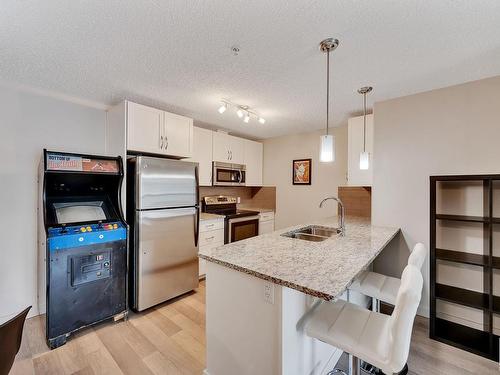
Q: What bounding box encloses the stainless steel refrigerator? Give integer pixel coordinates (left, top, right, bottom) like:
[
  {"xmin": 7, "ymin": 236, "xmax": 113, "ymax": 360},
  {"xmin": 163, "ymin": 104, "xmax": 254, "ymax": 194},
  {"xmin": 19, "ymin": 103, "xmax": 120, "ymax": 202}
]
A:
[{"xmin": 127, "ymin": 156, "xmax": 199, "ymax": 311}]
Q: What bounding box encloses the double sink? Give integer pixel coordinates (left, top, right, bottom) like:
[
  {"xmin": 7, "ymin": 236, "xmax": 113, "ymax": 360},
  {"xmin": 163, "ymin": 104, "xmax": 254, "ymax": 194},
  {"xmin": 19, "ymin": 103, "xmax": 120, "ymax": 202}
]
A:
[{"xmin": 281, "ymin": 225, "xmax": 342, "ymax": 242}]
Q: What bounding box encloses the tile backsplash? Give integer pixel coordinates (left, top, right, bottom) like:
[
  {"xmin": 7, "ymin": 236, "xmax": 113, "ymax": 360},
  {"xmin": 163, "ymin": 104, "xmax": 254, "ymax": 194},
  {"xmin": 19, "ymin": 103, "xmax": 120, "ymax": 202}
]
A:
[{"xmin": 199, "ymin": 186, "xmax": 276, "ymax": 211}]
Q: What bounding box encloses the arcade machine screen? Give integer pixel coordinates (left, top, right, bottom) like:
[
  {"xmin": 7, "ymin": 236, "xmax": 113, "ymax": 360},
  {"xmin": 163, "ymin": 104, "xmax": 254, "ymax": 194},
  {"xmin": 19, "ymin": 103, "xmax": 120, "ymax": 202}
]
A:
[
  {"xmin": 54, "ymin": 201, "xmax": 107, "ymax": 224},
  {"xmin": 40, "ymin": 150, "xmax": 128, "ymax": 349}
]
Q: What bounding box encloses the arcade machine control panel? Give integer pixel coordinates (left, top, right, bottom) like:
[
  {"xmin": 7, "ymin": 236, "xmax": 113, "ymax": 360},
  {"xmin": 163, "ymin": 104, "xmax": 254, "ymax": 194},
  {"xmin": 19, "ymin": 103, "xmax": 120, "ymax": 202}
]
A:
[{"xmin": 48, "ymin": 222, "xmax": 126, "ymax": 287}]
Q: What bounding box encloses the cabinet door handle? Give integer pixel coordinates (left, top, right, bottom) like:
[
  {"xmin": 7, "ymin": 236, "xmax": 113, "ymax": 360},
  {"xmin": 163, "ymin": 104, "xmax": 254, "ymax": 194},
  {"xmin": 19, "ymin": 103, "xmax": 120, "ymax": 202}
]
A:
[
  {"xmin": 164, "ymin": 123, "xmax": 168, "ymax": 150},
  {"xmin": 159, "ymin": 124, "xmax": 163, "ymax": 149}
]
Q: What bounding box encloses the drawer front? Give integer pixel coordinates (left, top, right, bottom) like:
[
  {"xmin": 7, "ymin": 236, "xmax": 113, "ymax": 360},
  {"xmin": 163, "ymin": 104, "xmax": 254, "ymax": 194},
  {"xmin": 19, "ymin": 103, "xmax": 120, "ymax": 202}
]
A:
[
  {"xmin": 259, "ymin": 212, "xmax": 275, "ymax": 222},
  {"xmin": 200, "ymin": 219, "xmax": 224, "ymax": 233},
  {"xmin": 199, "ymin": 229, "xmax": 224, "ymax": 246}
]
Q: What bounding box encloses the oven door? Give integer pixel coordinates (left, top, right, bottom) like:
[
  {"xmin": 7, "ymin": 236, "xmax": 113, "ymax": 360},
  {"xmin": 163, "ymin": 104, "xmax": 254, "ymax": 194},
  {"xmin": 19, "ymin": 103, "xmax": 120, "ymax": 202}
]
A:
[
  {"xmin": 213, "ymin": 162, "xmax": 246, "ymax": 186},
  {"xmin": 227, "ymin": 216, "xmax": 259, "ymax": 243}
]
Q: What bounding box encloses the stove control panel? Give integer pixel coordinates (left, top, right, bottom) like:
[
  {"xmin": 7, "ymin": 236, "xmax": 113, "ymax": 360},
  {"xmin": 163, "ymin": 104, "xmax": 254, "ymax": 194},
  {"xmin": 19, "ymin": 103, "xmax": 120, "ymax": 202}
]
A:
[{"xmin": 203, "ymin": 195, "xmax": 237, "ymax": 205}]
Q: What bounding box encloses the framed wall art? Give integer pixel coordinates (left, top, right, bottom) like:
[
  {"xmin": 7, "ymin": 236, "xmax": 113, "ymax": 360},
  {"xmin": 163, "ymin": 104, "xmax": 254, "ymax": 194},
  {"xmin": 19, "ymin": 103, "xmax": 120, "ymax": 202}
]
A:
[{"xmin": 292, "ymin": 159, "xmax": 311, "ymax": 185}]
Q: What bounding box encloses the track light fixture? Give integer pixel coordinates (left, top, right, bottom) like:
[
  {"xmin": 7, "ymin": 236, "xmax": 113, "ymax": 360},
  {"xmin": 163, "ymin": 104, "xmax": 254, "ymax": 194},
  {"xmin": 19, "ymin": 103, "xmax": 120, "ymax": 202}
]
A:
[{"xmin": 216, "ymin": 100, "xmax": 266, "ymax": 124}]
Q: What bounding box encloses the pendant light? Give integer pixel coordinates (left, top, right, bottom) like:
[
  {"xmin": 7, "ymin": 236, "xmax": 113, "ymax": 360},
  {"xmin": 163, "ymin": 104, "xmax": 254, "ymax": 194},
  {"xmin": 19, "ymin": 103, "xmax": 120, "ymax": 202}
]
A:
[
  {"xmin": 319, "ymin": 38, "xmax": 339, "ymax": 163},
  {"xmin": 358, "ymin": 86, "xmax": 372, "ymax": 170}
]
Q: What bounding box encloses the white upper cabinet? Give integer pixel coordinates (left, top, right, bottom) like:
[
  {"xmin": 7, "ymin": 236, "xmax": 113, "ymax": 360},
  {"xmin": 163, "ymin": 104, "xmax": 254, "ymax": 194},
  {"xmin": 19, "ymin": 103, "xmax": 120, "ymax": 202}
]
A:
[
  {"xmin": 186, "ymin": 127, "xmax": 213, "ymax": 186},
  {"xmin": 126, "ymin": 101, "xmax": 193, "ymax": 158},
  {"xmin": 127, "ymin": 102, "xmax": 163, "ymax": 154},
  {"xmin": 244, "ymin": 139, "xmax": 263, "ymax": 186},
  {"xmin": 347, "ymin": 114, "xmax": 373, "ymax": 186},
  {"xmin": 212, "ymin": 132, "xmax": 244, "ymax": 164},
  {"xmin": 163, "ymin": 111, "xmax": 193, "ymax": 158},
  {"xmin": 212, "ymin": 132, "xmax": 229, "ymax": 162}
]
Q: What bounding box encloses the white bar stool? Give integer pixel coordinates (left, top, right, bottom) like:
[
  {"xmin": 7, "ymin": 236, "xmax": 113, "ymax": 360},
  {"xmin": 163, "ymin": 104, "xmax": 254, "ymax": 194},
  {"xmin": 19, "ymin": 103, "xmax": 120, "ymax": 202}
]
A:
[
  {"xmin": 349, "ymin": 243, "xmax": 426, "ymax": 311},
  {"xmin": 305, "ymin": 265, "xmax": 423, "ymax": 375}
]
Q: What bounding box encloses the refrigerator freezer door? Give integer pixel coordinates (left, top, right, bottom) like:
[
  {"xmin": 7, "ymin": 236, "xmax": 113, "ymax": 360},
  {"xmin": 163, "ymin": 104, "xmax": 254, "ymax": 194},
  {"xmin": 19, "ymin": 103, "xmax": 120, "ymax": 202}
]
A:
[
  {"xmin": 136, "ymin": 207, "xmax": 198, "ymax": 311},
  {"xmin": 136, "ymin": 156, "xmax": 198, "ymax": 210}
]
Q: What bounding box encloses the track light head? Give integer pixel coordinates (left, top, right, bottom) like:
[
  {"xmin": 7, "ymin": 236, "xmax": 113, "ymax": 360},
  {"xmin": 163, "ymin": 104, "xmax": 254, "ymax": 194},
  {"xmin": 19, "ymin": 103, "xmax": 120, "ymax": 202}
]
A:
[
  {"xmin": 258, "ymin": 117, "xmax": 266, "ymax": 124},
  {"xmin": 236, "ymin": 108, "xmax": 244, "ymax": 118},
  {"xmin": 218, "ymin": 102, "xmax": 228, "ymax": 114},
  {"xmin": 243, "ymin": 112, "xmax": 250, "ymax": 123}
]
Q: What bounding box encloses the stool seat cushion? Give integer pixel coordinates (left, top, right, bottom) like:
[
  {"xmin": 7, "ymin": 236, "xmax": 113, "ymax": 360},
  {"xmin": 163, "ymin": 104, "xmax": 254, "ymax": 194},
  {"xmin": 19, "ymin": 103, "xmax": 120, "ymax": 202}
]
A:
[
  {"xmin": 305, "ymin": 300, "xmax": 391, "ymax": 372},
  {"xmin": 306, "ymin": 266, "xmax": 423, "ymax": 375},
  {"xmin": 349, "ymin": 271, "xmax": 401, "ymax": 305}
]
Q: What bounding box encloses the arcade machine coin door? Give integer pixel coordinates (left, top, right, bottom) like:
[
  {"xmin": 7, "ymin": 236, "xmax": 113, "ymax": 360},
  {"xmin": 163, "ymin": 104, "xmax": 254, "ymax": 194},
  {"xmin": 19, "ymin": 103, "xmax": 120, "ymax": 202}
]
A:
[{"xmin": 38, "ymin": 150, "xmax": 128, "ymax": 349}]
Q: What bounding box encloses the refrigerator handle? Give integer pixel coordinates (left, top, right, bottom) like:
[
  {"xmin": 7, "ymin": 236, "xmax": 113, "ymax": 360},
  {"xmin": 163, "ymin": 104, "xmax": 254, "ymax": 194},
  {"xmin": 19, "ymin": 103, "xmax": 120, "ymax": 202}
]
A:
[
  {"xmin": 195, "ymin": 207, "xmax": 200, "ymax": 247},
  {"xmin": 194, "ymin": 164, "xmax": 200, "ymax": 247}
]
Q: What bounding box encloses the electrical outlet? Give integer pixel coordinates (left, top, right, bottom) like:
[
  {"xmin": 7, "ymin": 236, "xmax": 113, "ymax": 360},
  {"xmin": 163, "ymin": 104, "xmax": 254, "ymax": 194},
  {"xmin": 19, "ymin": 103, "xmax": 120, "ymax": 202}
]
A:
[
  {"xmin": 264, "ymin": 282, "xmax": 274, "ymax": 304},
  {"xmin": 237, "ymin": 196, "xmax": 241, "ymax": 204}
]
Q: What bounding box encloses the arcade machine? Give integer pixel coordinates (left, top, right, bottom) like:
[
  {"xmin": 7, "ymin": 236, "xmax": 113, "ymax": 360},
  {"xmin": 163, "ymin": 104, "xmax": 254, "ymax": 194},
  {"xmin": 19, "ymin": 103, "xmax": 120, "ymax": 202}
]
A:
[{"xmin": 38, "ymin": 150, "xmax": 128, "ymax": 349}]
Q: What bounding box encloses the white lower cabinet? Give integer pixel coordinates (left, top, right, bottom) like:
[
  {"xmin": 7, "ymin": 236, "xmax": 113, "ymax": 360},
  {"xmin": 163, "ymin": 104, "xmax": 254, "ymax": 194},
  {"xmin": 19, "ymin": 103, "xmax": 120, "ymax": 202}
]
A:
[
  {"xmin": 199, "ymin": 218, "xmax": 224, "ymax": 277},
  {"xmin": 258, "ymin": 211, "xmax": 275, "ymax": 235}
]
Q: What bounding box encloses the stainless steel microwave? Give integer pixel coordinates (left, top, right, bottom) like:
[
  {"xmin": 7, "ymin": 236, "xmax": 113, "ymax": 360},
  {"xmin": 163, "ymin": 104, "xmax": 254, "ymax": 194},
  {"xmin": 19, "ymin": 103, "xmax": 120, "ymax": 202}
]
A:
[{"xmin": 213, "ymin": 162, "xmax": 246, "ymax": 186}]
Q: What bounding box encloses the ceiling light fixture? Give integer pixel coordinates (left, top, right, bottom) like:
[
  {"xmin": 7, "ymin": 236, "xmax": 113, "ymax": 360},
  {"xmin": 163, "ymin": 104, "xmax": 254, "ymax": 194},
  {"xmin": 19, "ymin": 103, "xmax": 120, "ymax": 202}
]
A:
[
  {"xmin": 218, "ymin": 101, "xmax": 228, "ymax": 114},
  {"xmin": 217, "ymin": 100, "xmax": 266, "ymax": 124},
  {"xmin": 358, "ymin": 86, "xmax": 373, "ymax": 170},
  {"xmin": 319, "ymin": 38, "xmax": 339, "ymax": 163}
]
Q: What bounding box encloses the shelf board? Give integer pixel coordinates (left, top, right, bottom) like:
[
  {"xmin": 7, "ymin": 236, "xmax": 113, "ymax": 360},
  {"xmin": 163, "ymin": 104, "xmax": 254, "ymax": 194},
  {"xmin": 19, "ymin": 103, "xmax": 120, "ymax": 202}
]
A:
[
  {"xmin": 436, "ymin": 248, "xmax": 487, "ymax": 267},
  {"xmin": 431, "ymin": 174, "xmax": 500, "ymax": 181},
  {"xmin": 435, "ymin": 283, "xmax": 489, "ymax": 310},
  {"xmin": 492, "ymin": 296, "xmax": 500, "ymax": 313},
  {"xmin": 435, "ymin": 214, "xmax": 488, "ymax": 223},
  {"xmin": 433, "ymin": 318, "xmax": 494, "ymax": 360},
  {"xmin": 492, "ymin": 256, "xmax": 500, "ymax": 269}
]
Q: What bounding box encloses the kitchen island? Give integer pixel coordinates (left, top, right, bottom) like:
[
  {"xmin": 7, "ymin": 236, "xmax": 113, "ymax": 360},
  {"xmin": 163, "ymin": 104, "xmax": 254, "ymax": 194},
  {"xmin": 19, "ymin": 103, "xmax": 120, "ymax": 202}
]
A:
[{"xmin": 199, "ymin": 217, "xmax": 400, "ymax": 375}]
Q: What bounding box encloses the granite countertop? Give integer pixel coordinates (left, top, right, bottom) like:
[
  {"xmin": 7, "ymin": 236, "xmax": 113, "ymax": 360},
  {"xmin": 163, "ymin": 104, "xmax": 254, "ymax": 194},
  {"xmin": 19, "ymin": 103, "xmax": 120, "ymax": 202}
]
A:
[
  {"xmin": 199, "ymin": 217, "xmax": 400, "ymax": 301},
  {"xmin": 200, "ymin": 212, "xmax": 225, "ymax": 221}
]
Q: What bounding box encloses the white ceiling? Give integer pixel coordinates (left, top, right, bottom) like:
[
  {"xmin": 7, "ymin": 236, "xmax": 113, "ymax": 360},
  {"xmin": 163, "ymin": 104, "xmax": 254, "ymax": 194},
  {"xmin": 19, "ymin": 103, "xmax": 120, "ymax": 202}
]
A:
[{"xmin": 1, "ymin": 1, "xmax": 500, "ymax": 139}]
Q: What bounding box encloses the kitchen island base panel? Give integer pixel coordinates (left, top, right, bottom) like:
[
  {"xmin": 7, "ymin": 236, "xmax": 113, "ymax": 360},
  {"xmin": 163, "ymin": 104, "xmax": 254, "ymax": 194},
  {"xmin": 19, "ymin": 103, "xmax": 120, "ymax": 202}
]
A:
[{"xmin": 205, "ymin": 261, "xmax": 340, "ymax": 375}]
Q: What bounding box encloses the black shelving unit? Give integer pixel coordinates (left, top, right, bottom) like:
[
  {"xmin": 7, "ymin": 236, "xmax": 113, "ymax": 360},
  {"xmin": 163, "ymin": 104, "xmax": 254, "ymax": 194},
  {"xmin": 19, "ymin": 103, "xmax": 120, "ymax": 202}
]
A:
[{"xmin": 430, "ymin": 174, "xmax": 500, "ymax": 361}]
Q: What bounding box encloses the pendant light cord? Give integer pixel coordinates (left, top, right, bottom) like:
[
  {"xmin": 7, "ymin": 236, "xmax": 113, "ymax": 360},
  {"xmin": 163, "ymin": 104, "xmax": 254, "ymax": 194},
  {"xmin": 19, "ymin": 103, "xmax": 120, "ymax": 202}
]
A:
[
  {"xmin": 363, "ymin": 92, "xmax": 366, "ymax": 152},
  {"xmin": 326, "ymin": 49, "xmax": 330, "ymax": 136}
]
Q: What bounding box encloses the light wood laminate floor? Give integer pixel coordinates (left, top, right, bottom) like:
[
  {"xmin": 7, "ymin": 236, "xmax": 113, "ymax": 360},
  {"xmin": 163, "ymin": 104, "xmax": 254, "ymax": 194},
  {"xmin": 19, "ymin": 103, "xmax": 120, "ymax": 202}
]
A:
[{"xmin": 11, "ymin": 280, "xmax": 500, "ymax": 375}]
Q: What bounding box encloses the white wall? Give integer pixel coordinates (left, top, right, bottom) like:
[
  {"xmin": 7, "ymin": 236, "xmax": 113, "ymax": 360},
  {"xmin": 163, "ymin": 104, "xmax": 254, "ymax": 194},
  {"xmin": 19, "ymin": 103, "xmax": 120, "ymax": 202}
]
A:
[
  {"xmin": 372, "ymin": 75, "xmax": 500, "ymax": 317},
  {"xmin": 0, "ymin": 85, "xmax": 106, "ymax": 318},
  {"xmin": 263, "ymin": 127, "xmax": 348, "ymax": 229}
]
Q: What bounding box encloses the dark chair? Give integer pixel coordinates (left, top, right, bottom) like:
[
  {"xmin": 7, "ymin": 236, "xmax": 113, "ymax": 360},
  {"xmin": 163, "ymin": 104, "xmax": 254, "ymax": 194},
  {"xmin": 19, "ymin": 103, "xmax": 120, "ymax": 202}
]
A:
[{"xmin": 0, "ymin": 306, "xmax": 31, "ymax": 375}]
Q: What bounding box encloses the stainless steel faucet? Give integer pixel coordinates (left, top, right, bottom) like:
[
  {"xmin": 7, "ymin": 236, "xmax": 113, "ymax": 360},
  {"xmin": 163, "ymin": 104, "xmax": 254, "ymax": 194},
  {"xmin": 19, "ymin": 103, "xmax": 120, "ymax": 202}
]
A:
[{"xmin": 319, "ymin": 197, "xmax": 345, "ymax": 236}]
